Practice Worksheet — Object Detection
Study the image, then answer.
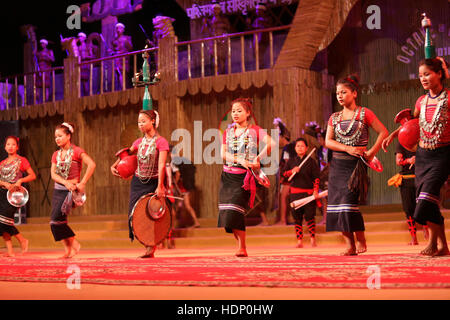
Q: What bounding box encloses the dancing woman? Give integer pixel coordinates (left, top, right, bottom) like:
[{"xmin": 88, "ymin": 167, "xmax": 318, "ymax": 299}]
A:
[
  {"xmin": 383, "ymin": 57, "xmax": 450, "ymax": 256},
  {"xmin": 218, "ymin": 98, "xmax": 274, "ymax": 257},
  {"xmin": 325, "ymin": 75, "xmax": 388, "ymax": 255},
  {"xmin": 50, "ymin": 123, "xmax": 96, "ymax": 258},
  {"xmin": 111, "ymin": 109, "xmax": 169, "ymax": 258},
  {"xmin": 0, "ymin": 136, "xmax": 36, "ymax": 256}
]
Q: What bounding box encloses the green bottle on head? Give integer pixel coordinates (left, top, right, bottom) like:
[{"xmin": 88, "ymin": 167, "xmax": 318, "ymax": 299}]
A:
[
  {"xmin": 142, "ymin": 50, "xmax": 152, "ymax": 111},
  {"xmin": 132, "ymin": 44, "xmax": 160, "ymax": 111},
  {"xmin": 421, "ymin": 13, "xmax": 436, "ymax": 59}
]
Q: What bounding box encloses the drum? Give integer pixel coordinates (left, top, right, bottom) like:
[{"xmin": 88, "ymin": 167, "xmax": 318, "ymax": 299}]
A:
[
  {"xmin": 250, "ymin": 168, "xmax": 270, "ymax": 188},
  {"xmin": 130, "ymin": 193, "xmax": 172, "ymax": 247}
]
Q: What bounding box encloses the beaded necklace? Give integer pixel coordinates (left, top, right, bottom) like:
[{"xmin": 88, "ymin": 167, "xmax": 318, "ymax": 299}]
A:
[
  {"xmin": 0, "ymin": 157, "xmax": 21, "ymax": 183},
  {"xmin": 136, "ymin": 135, "xmax": 158, "ymax": 183},
  {"xmin": 55, "ymin": 146, "xmax": 74, "ymax": 180},
  {"xmin": 419, "ymin": 90, "xmax": 448, "ymax": 149},
  {"xmin": 332, "ymin": 107, "xmax": 366, "ymax": 146},
  {"xmin": 227, "ymin": 124, "xmax": 255, "ymax": 166}
]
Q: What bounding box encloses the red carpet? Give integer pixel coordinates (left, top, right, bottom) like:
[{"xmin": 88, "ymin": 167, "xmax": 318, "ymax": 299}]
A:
[{"xmin": 0, "ymin": 254, "xmax": 449, "ymax": 289}]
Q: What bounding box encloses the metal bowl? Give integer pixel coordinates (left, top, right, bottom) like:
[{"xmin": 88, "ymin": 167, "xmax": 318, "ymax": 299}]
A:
[
  {"xmin": 250, "ymin": 168, "xmax": 270, "ymax": 188},
  {"xmin": 146, "ymin": 194, "xmax": 167, "ymax": 220},
  {"xmin": 71, "ymin": 190, "xmax": 86, "ymax": 207},
  {"xmin": 360, "ymin": 156, "xmax": 383, "ymax": 172},
  {"xmin": 7, "ymin": 186, "xmax": 29, "ymax": 208}
]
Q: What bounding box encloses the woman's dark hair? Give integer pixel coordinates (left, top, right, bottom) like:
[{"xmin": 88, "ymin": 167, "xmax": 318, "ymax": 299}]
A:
[
  {"xmin": 295, "ymin": 137, "xmax": 308, "ymax": 147},
  {"xmin": 56, "ymin": 122, "xmax": 75, "ymax": 140},
  {"xmin": 231, "ymin": 98, "xmax": 253, "ymax": 120},
  {"xmin": 4, "ymin": 136, "xmax": 19, "ymax": 148},
  {"xmin": 419, "ymin": 58, "xmax": 449, "ymax": 84},
  {"xmin": 336, "ymin": 74, "xmax": 360, "ymax": 92},
  {"xmin": 139, "ymin": 109, "xmax": 157, "ymax": 122}
]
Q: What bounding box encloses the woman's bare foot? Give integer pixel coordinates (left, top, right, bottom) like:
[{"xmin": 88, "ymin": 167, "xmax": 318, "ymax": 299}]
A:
[
  {"xmin": 69, "ymin": 241, "xmax": 81, "ymax": 258},
  {"xmin": 235, "ymin": 249, "xmax": 248, "ymax": 257},
  {"xmin": 340, "ymin": 248, "xmax": 357, "ymax": 256},
  {"xmin": 433, "ymin": 247, "xmax": 450, "ymax": 257},
  {"xmin": 59, "ymin": 253, "xmax": 71, "ymax": 259},
  {"xmin": 408, "ymin": 233, "xmax": 419, "ymax": 245},
  {"xmin": 20, "ymin": 239, "xmax": 29, "ymax": 254},
  {"xmin": 356, "ymin": 241, "xmax": 367, "ymax": 254},
  {"xmin": 3, "ymin": 252, "xmax": 15, "ymax": 257},
  {"xmin": 296, "ymin": 241, "xmax": 303, "ymax": 248},
  {"xmin": 420, "ymin": 244, "xmax": 438, "ymax": 256},
  {"xmin": 310, "ymin": 238, "xmax": 317, "ymax": 247},
  {"xmin": 140, "ymin": 246, "xmax": 155, "ymax": 258}
]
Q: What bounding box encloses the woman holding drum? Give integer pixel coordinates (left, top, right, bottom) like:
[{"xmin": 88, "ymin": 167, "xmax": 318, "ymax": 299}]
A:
[{"xmin": 111, "ymin": 109, "xmax": 169, "ymax": 258}]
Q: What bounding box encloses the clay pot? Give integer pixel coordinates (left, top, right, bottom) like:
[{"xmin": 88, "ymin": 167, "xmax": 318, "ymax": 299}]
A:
[
  {"xmin": 115, "ymin": 148, "xmax": 137, "ymax": 179},
  {"xmin": 394, "ymin": 109, "xmax": 420, "ymax": 152}
]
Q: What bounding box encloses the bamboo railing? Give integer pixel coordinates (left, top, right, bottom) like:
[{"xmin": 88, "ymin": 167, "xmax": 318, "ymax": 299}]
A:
[{"xmin": 0, "ymin": 25, "xmax": 290, "ymax": 109}]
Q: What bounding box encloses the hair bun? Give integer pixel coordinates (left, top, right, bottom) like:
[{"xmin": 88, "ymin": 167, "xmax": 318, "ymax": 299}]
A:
[
  {"xmin": 347, "ymin": 74, "xmax": 360, "ymax": 85},
  {"xmin": 436, "ymin": 57, "xmax": 450, "ymax": 79},
  {"xmin": 61, "ymin": 122, "xmax": 75, "ymax": 134}
]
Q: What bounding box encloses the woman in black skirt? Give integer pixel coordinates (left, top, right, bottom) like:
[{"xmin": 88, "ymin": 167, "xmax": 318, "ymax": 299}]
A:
[
  {"xmin": 50, "ymin": 123, "xmax": 96, "ymax": 258},
  {"xmin": 383, "ymin": 58, "xmax": 450, "ymax": 256},
  {"xmin": 111, "ymin": 110, "xmax": 169, "ymax": 258},
  {"xmin": 0, "ymin": 136, "xmax": 36, "ymax": 256},
  {"xmin": 325, "ymin": 75, "xmax": 388, "ymax": 256},
  {"xmin": 218, "ymin": 98, "xmax": 274, "ymax": 257}
]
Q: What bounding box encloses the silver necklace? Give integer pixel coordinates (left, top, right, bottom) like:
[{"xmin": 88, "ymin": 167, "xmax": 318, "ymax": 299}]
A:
[
  {"xmin": 136, "ymin": 135, "xmax": 157, "ymax": 183},
  {"xmin": 55, "ymin": 146, "xmax": 74, "ymax": 180},
  {"xmin": 332, "ymin": 107, "xmax": 366, "ymax": 146},
  {"xmin": 230, "ymin": 125, "xmax": 249, "ymax": 153},
  {"xmin": 335, "ymin": 107, "xmax": 360, "ymax": 136},
  {"xmin": 0, "ymin": 157, "xmax": 21, "ymax": 183},
  {"xmin": 419, "ymin": 90, "xmax": 448, "ymax": 149}
]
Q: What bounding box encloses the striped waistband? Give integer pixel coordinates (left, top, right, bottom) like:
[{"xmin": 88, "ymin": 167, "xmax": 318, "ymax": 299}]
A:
[{"xmin": 54, "ymin": 183, "xmax": 69, "ymax": 191}]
